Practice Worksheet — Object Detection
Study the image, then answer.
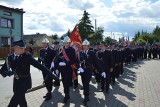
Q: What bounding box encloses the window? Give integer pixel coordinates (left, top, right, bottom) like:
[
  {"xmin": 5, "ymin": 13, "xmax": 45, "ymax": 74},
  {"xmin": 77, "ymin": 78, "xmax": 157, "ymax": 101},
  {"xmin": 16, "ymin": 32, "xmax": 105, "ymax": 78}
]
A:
[
  {"xmin": 1, "ymin": 37, "xmax": 13, "ymax": 47},
  {"xmin": 0, "ymin": 18, "xmax": 13, "ymax": 28}
]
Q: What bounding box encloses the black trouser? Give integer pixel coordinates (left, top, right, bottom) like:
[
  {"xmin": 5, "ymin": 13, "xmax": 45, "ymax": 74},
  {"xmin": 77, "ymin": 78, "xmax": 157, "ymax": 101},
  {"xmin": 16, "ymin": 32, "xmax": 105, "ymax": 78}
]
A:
[
  {"xmin": 101, "ymin": 72, "xmax": 110, "ymax": 91},
  {"xmin": 144, "ymin": 52, "xmax": 147, "ymax": 59},
  {"xmin": 115, "ymin": 65, "xmax": 120, "ymax": 78},
  {"xmin": 94, "ymin": 72, "xmax": 101, "ymax": 83},
  {"xmin": 73, "ymin": 69, "xmax": 78, "ymax": 88},
  {"xmin": 42, "ymin": 72, "xmax": 53, "ymax": 93},
  {"xmin": 53, "ymin": 70, "xmax": 60, "ymax": 86},
  {"xmin": 60, "ymin": 66, "xmax": 72, "ymax": 97},
  {"xmin": 8, "ymin": 91, "xmax": 27, "ymax": 107},
  {"xmin": 81, "ymin": 68, "xmax": 92, "ymax": 97},
  {"xmin": 148, "ymin": 52, "xmax": 151, "ymax": 59},
  {"xmin": 120, "ymin": 62, "xmax": 124, "ymax": 74},
  {"xmin": 110, "ymin": 68, "xmax": 116, "ymax": 84}
]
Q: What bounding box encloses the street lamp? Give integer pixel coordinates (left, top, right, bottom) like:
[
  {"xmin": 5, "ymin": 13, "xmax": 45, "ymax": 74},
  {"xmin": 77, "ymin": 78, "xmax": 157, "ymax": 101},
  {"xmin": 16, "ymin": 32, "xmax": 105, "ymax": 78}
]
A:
[{"xmin": 9, "ymin": 28, "xmax": 12, "ymax": 54}]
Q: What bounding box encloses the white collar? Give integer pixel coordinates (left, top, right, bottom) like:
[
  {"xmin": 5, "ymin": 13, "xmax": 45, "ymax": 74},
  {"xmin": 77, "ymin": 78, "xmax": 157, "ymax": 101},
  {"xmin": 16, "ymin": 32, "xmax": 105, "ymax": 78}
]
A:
[{"xmin": 14, "ymin": 52, "xmax": 19, "ymax": 57}]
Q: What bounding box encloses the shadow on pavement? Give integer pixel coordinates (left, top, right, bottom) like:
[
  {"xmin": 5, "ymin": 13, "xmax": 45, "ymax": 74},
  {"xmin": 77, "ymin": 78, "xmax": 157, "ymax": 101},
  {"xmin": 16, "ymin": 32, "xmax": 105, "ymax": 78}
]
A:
[{"xmin": 39, "ymin": 61, "xmax": 139, "ymax": 107}]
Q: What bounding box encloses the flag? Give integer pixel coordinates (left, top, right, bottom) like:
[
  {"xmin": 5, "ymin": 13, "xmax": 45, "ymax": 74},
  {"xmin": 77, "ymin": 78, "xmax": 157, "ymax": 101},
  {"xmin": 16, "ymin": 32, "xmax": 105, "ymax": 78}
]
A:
[
  {"xmin": 69, "ymin": 25, "xmax": 82, "ymax": 80},
  {"xmin": 70, "ymin": 25, "xmax": 82, "ymax": 55},
  {"xmin": 70, "ymin": 25, "xmax": 82, "ymax": 45}
]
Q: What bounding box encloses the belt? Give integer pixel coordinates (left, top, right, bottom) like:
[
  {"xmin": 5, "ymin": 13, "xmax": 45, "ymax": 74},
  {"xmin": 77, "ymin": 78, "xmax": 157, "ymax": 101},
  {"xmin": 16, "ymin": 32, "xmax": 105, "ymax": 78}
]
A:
[{"xmin": 14, "ymin": 74, "xmax": 30, "ymax": 80}]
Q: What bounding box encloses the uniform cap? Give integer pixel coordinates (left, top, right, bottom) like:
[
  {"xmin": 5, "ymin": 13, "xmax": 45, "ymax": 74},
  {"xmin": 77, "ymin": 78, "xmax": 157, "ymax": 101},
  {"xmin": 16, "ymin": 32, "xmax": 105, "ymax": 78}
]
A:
[
  {"xmin": 13, "ymin": 40, "xmax": 26, "ymax": 48},
  {"xmin": 82, "ymin": 39, "xmax": 90, "ymax": 45},
  {"xmin": 63, "ymin": 36, "xmax": 71, "ymax": 42},
  {"xmin": 97, "ymin": 41, "xmax": 105, "ymax": 45},
  {"xmin": 53, "ymin": 41, "xmax": 59, "ymax": 45},
  {"xmin": 42, "ymin": 38, "xmax": 49, "ymax": 43}
]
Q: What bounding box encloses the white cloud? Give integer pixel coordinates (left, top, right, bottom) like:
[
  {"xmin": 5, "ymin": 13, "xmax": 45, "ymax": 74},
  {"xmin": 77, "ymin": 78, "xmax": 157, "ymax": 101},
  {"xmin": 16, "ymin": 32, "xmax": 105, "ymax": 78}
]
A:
[{"xmin": 0, "ymin": 0, "xmax": 160, "ymax": 40}]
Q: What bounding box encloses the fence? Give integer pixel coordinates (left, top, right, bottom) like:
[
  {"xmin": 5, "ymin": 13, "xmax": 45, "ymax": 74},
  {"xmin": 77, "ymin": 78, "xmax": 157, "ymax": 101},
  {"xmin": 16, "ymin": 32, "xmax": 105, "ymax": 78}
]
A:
[{"xmin": 0, "ymin": 47, "xmax": 42, "ymax": 59}]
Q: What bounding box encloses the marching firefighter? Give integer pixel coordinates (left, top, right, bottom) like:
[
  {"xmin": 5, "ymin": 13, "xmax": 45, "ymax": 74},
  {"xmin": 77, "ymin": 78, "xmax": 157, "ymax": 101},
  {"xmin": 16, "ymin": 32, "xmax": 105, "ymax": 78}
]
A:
[
  {"xmin": 55, "ymin": 36, "xmax": 76, "ymax": 104},
  {"xmin": 0, "ymin": 40, "xmax": 59, "ymax": 107},
  {"xmin": 97, "ymin": 41, "xmax": 113, "ymax": 93},
  {"xmin": 78, "ymin": 39, "xmax": 103, "ymax": 105},
  {"xmin": 38, "ymin": 38, "xmax": 57, "ymax": 101}
]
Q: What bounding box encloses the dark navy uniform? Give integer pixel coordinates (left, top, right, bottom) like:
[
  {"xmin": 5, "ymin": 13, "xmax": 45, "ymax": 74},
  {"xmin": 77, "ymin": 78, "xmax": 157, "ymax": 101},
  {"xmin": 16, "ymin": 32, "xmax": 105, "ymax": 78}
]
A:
[
  {"xmin": 97, "ymin": 49, "xmax": 113, "ymax": 92},
  {"xmin": 93, "ymin": 48, "xmax": 101, "ymax": 83},
  {"xmin": 110, "ymin": 48, "xmax": 118, "ymax": 84},
  {"xmin": 56, "ymin": 46, "xmax": 76, "ymax": 103},
  {"xmin": 78, "ymin": 49, "xmax": 102, "ymax": 103},
  {"xmin": 148, "ymin": 46, "xmax": 152, "ymax": 59},
  {"xmin": 144, "ymin": 46, "xmax": 148, "ymax": 59},
  {"xmin": 0, "ymin": 53, "xmax": 58, "ymax": 107},
  {"xmin": 38, "ymin": 47, "xmax": 56, "ymax": 100}
]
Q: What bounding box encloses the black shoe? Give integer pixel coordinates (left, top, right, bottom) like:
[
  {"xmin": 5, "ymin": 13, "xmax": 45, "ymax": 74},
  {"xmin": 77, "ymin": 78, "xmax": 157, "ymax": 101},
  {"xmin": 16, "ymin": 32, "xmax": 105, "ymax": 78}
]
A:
[
  {"xmin": 43, "ymin": 92, "xmax": 50, "ymax": 98},
  {"xmin": 74, "ymin": 85, "xmax": 78, "ymax": 89},
  {"xmin": 83, "ymin": 97, "xmax": 89, "ymax": 104},
  {"xmin": 43, "ymin": 95, "xmax": 47, "ymax": 98},
  {"xmin": 44, "ymin": 93, "xmax": 52, "ymax": 101},
  {"xmin": 63, "ymin": 96, "xmax": 70, "ymax": 104},
  {"xmin": 53, "ymin": 81, "xmax": 60, "ymax": 87},
  {"xmin": 80, "ymin": 87, "xmax": 84, "ymax": 90},
  {"xmin": 100, "ymin": 89, "xmax": 104, "ymax": 92},
  {"xmin": 44, "ymin": 95, "xmax": 52, "ymax": 101},
  {"xmin": 53, "ymin": 84, "xmax": 60, "ymax": 87}
]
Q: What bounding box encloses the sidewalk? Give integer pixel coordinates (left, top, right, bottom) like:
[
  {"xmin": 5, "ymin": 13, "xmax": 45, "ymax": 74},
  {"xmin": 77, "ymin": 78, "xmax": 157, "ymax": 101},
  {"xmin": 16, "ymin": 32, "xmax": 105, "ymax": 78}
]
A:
[{"xmin": 1, "ymin": 59, "xmax": 160, "ymax": 107}]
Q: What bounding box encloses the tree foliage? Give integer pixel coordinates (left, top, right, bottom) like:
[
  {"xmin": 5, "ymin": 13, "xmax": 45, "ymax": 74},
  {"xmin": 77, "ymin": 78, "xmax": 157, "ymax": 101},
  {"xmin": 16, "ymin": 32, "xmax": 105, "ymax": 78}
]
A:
[
  {"xmin": 153, "ymin": 25, "xmax": 160, "ymax": 36},
  {"xmin": 88, "ymin": 27, "xmax": 104, "ymax": 44},
  {"xmin": 104, "ymin": 37, "xmax": 113, "ymax": 45},
  {"xmin": 78, "ymin": 10, "xmax": 94, "ymax": 40},
  {"xmin": 133, "ymin": 26, "xmax": 160, "ymax": 45},
  {"xmin": 52, "ymin": 33, "xmax": 58, "ymax": 40},
  {"xmin": 66, "ymin": 29, "xmax": 71, "ymax": 37}
]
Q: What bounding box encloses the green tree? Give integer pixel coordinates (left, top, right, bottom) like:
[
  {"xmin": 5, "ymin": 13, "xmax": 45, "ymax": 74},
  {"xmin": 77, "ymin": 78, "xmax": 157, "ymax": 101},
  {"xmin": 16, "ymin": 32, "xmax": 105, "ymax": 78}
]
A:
[
  {"xmin": 137, "ymin": 38, "xmax": 146, "ymax": 46},
  {"xmin": 153, "ymin": 25, "xmax": 160, "ymax": 36},
  {"xmin": 88, "ymin": 27, "xmax": 104, "ymax": 44},
  {"xmin": 78, "ymin": 10, "xmax": 94, "ymax": 40},
  {"xmin": 66, "ymin": 29, "xmax": 72, "ymax": 37},
  {"xmin": 104, "ymin": 37, "xmax": 113, "ymax": 45},
  {"xmin": 153, "ymin": 25, "xmax": 160, "ymax": 42},
  {"xmin": 52, "ymin": 33, "xmax": 58, "ymax": 40}
]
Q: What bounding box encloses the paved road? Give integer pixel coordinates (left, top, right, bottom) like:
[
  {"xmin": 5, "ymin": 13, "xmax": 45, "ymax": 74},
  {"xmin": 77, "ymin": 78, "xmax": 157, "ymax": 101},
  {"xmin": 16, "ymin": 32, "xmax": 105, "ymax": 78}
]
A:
[{"xmin": 0, "ymin": 59, "xmax": 160, "ymax": 107}]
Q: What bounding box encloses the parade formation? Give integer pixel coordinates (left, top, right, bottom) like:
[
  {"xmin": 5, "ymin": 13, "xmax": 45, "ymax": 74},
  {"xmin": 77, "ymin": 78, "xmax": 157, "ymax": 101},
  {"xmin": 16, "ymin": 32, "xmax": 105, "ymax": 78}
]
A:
[{"xmin": 0, "ymin": 37, "xmax": 160, "ymax": 107}]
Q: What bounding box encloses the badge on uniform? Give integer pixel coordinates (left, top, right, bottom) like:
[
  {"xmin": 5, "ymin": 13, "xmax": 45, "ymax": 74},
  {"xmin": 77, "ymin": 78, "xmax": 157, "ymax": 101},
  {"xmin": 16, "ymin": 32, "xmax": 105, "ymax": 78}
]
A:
[{"xmin": 15, "ymin": 74, "xmax": 19, "ymax": 79}]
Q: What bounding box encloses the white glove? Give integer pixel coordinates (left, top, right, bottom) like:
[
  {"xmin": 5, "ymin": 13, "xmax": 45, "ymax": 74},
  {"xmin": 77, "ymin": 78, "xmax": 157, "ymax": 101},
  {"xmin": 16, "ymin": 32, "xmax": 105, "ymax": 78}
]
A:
[
  {"xmin": 78, "ymin": 70, "xmax": 81, "ymax": 74},
  {"xmin": 101, "ymin": 72, "xmax": 106, "ymax": 78},
  {"xmin": 55, "ymin": 69, "xmax": 59, "ymax": 75},
  {"xmin": 59, "ymin": 62, "xmax": 66, "ymax": 66},
  {"xmin": 50, "ymin": 62, "xmax": 54, "ymax": 69},
  {"xmin": 78, "ymin": 67, "xmax": 84, "ymax": 73}
]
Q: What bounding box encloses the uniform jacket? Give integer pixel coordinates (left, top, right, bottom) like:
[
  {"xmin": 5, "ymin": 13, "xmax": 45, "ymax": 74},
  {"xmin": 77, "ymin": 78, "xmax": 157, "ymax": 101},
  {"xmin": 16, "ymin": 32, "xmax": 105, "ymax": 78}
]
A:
[
  {"xmin": 38, "ymin": 47, "xmax": 56, "ymax": 68},
  {"xmin": 96, "ymin": 50, "xmax": 113, "ymax": 72},
  {"xmin": 78, "ymin": 49, "xmax": 102, "ymax": 73},
  {"xmin": 0, "ymin": 53, "xmax": 58, "ymax": 93}
]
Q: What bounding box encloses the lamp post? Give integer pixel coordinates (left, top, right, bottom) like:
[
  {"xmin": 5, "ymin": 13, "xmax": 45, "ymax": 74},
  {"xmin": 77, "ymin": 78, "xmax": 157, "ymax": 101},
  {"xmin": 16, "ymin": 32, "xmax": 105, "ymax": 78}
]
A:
[{"xmin": 9, "ymin": 28, "xmax": 12, "ymax": 54}]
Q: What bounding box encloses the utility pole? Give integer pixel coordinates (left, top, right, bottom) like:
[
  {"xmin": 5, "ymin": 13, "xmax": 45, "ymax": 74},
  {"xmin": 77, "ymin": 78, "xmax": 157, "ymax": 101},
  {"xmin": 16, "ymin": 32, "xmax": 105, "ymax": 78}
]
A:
[{"xmin": 95, "ymin": 19, "xmax": 97, "ymax": 31}]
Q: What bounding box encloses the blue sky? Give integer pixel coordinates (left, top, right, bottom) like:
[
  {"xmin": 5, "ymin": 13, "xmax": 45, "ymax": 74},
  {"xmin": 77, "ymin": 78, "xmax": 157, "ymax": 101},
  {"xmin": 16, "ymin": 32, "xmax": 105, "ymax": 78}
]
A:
[{"xmin": 0, "ymin": 0, "xmax": 160, "ymax": 40}]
